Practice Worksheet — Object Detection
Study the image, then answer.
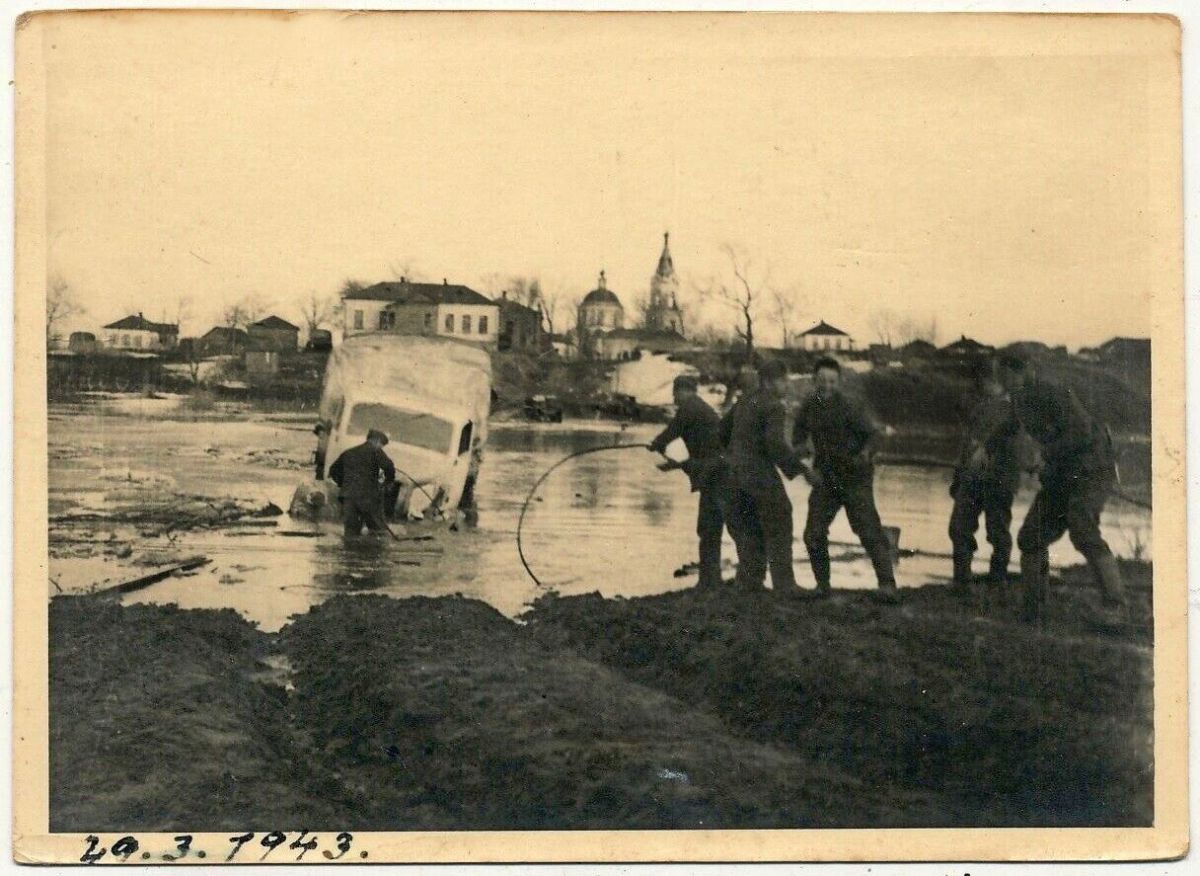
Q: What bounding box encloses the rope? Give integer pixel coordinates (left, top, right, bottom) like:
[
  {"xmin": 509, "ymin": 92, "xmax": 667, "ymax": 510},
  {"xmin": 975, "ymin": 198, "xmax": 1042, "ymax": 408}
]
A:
[{"xmin": 516, "ymin": 442, "xmax": 652, "ymax": 590}]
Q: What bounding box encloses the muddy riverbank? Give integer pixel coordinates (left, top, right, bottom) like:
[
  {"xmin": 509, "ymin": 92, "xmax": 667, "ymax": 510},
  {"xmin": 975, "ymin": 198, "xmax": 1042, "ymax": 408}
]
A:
[{"xmin": 51, "ymin": 561, "xmax": 1153, "ymax": 832}]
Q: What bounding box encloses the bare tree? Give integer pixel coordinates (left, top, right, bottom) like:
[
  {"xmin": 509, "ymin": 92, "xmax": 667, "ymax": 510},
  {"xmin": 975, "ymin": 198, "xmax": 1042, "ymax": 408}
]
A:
[
  {"xmin": 388, "ymin": 259, "xmax": 426, "ymax": 283},
  {"xmin": 339, "ymin": 278, "xmax": 367, "ymax": 299},
  {"xmin": 222, "ymin": 293, "xmax": 270, "ymax": 329},
  {"xmin": 770, "ymin": 287, "xmax": 800, "ymax": 348},
  {"xmin": 696, "ymin": 243, "xmax": 768, "ymax": 357},
  {"xmin": 537, "ymin": 281, "xmax": 572, "ymax": 337},
  {"xmin": 173, "ymin": 296, "xmax": 193, "ymax": 335},
  {"xmin": 300, "ymin": 291, "xmax": 336, "ymax": 335},
  {"xmin": 46, "ymin": 276, "xmax": 82, "ymax": 349},
  {"xmin": 868, "ymin": 309, "xmax": 899, "ymax": 347},
  {"xmin": 871, "ymin": 308, "xmax": 939, "ymax": 348}
]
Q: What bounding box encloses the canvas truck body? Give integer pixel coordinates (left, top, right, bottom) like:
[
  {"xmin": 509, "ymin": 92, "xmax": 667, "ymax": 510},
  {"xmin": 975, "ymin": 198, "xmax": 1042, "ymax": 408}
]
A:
[{"xmin": 305, "ymin": 334, "xmax": 491, "ymax": 519}]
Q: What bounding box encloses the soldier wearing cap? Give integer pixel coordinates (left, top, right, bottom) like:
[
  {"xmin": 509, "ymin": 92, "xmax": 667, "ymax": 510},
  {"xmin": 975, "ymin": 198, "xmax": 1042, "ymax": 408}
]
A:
[
  {"xmin": 648, "ymin": 374, "xmax": 730, "ymax": 588},
  {"xmin": 329, "ymin": 428, "xmax": 397, "ymax": 538},
  {"xmin": 719, "ymin": 359, "xmax": 806, "ymax": 594},
  {"xmin": 992, "ymin": 353, "xmax": 1125, "ymax": 620},
  {"xmin": 792, "ymin": 357, "xmax": 898, "ymax": 603}
]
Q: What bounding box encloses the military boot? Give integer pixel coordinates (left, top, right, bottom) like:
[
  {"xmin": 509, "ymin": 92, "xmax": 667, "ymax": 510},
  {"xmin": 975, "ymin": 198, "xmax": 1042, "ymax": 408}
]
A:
[
  {"xmin": 1019, "ymin": 551, "xmax": 1047, "ymax": 622},
  {"xmin": 987, "ymin": 553, "xmax": 1011, "ymax": 586},
  {"xmin": 1089, "ymin": 551, "xmax": 1127, "ymax": 608},
  {"xmin": 951, "ymin": 550, "xmax": 974, "ymax": 595}
]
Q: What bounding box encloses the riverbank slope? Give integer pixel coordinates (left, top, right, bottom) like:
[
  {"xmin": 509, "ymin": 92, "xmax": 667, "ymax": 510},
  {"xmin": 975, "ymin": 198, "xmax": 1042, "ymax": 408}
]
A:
[{"xmin": 51, "ymin": 562, "xmax": 1153, "ymax": 832}]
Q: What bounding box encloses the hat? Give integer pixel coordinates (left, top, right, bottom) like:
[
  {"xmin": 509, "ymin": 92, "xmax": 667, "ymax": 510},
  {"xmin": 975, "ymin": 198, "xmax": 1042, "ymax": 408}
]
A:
[
  {"xmin": 672, "ymin": 374, "xmax": 698, "ymax": 391},
  {"xmin": 366, "ymin": 429, "xmax": 390, "ymax": 445}
]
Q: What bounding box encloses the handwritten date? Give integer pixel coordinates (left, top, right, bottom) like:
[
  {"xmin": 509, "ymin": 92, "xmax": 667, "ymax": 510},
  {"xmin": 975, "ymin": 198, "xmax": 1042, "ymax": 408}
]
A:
[{"xmin": 81, "ymin": 831, "xmax": 359, "ymax": 864}]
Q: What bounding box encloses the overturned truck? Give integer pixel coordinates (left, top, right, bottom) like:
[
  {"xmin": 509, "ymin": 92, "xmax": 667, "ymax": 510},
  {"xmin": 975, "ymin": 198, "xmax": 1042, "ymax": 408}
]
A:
[{"xmin": 291, "ymin": 334, "xmax": 492, "ymax": 523}]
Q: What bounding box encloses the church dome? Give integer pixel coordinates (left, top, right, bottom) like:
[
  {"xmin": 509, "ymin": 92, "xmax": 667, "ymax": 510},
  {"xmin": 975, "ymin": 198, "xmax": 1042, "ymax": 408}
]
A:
[{"xmin": 581, "ymin": 270, "xmax": 622, "ymax": 308}]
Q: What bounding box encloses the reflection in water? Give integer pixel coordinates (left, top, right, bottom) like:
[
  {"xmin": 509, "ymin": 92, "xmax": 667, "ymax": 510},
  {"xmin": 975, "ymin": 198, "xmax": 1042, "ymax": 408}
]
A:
[
  {"xmin": 640, "ymin": 487, "xmax": 674, "ymax": 528},
  {"xmin": 49, "ymin": 415, "xmax": 1153, "ymax": 632}
]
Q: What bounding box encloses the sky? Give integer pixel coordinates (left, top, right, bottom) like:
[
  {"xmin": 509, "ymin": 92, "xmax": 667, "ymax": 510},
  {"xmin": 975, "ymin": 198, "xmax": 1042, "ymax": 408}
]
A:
[{"xmin": 34, "ymin": 11, "xmax": 1167, "ymax": 348}]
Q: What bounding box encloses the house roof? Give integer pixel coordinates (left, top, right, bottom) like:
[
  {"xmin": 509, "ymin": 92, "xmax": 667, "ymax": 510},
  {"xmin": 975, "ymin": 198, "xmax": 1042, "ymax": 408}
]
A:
[
  {"xmin": 103, "ymin": 314, "xmax": 179, "ymax": 334},
  {"xmin": 495, "ymin": 296, "xmax": 542, "ymax": 317},
  {"xmin": 941, "ymin": 335, "xmax": 994, "ymax": 352},
  {"xmin": 345, "ymin": 281, "xmax": 493, "ymax": 307},
  {"xmin": 201, "ymin": 326, "xmax": 249, "ymax": 341},
  {"xmin": 799, "ymin": 320, "xmax": 849, "ymax": 337},
  {"xmin": 604, "ymin": 328, "xmax": 686, "ymax": 342},
  {"xmin": 251, "ymin": 315, "xmax": 300, "ymax": 331}
]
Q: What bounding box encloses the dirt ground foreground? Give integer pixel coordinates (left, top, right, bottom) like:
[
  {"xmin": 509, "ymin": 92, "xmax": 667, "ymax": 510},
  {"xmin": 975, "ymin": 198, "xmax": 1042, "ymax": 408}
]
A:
[{"xmin": 50, "ymin": 563, "xmax": 1153, "ymax": 832}]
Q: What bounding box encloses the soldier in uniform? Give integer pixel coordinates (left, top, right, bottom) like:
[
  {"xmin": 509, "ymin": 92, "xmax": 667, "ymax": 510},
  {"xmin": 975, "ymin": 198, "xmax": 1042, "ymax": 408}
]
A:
[
  {"xmin": 947, "ymin": 357, "xmax": 1027, "ymax": 591},
  {"xmin": 719, "ymin": 359, "xmax": 806, "ymax": 595},
  {"xmin": 994, "ymin": 353, "xmax": 1125, "ymax": 621},
  {"xmin": 648, "ymin": 375, "xmax": 730, "ymax": 588},
  {"xmin": 329, "ymin": 428, "xmax": 397, "ymax": 539},
  {"xmin": 792, "ymin": 357, "xmax": 898, "ymax": 603}
]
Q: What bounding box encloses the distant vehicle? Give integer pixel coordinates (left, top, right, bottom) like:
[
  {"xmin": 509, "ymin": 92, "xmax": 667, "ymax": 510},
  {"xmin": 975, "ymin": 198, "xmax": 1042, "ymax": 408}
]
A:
[
  {"xmin": 523, "ymin": 394, "xmax": 564, "ymax": 423},
  {"xmin": 295, "ymin": 334, "xmax": 492, "ymax": 522},
  {"xmin": 305, "ymin": 329, "xmax": 333, "ymax": 352},
  {"xmin": 595, "ymin": 392, "xmax": 641, "ymax": 421}
]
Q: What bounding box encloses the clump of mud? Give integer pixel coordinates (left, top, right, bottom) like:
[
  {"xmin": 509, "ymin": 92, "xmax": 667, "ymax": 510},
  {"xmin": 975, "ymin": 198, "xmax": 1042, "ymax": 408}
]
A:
[{"xmin": 523, "ymin": 565, "xmax": 1154, "ymax": 827}]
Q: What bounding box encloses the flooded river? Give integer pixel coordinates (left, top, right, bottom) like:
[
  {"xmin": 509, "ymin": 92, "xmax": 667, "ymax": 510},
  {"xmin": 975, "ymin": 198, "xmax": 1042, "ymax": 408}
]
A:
[{"xmin": 48, "ymin": 401, "xmax": 1152, "ymax": 631}]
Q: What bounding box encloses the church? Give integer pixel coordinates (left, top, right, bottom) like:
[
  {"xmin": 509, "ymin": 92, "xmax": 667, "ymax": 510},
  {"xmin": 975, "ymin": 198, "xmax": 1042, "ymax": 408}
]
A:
[{"xmin": 575, "ymin": 233, "xmax": 688, "ymax": 360}]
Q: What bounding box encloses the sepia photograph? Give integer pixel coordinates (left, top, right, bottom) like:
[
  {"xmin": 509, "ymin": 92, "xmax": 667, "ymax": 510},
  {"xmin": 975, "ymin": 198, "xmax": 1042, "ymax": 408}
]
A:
[{"xmin": 11, "ymin": 7, "xmax": 1187, "ymax": 864}]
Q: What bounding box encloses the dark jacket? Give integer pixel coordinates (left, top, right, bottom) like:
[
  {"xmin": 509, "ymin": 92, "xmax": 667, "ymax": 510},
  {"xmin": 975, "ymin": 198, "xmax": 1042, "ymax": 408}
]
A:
[
  {"xmin": 998, "ymin": 378, "xmax": 1112, "ymax": 484},
  {"xmin": 792, "ymin": 390, "xmax": 880, "ymax": 484},
  {"xmin": 954, "ymin": 392, "xmax": 1024, "ymax": 493},
  {"xmin": 650, "ymin": 394, "xmax": 726, "ymax": 492},
  {"xmin": 719, "ymin": 388, "xmax": 801, "ymax": 494},
  {"xmin": 329, "ymin": 442, "xmax": 396, "ymax": 503}
]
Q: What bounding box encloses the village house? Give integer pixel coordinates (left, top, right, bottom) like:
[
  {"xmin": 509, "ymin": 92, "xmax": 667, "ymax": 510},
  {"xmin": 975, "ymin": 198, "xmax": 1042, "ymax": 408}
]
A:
[
  {"xmin": 248, "ymin": 315, "xmax": 300, "ymax": 352},
  {"xmin": 797, "ymin": 320, "xmax": 855, "ymax": 353},
  {"xmin": 341, "ymin": 279, "xmax": 499, "ymax": 348},
  {"xmin": 595, "ymin": 328, "xmax": 689, "ymax": 361},
  {"xmin": 198, "ymin": 326, "xmax": 250, "ymax": 356},
  {"xmin": 495, "ymin": 292, "xmax": 546, "ymax": 353},
  {"xmin": 101, "ymin": 313, "xmax": 179, "ymax": 352},
  {"xmin": 940, "ymin": 335, "xmax": 995, "ymax": 358}
]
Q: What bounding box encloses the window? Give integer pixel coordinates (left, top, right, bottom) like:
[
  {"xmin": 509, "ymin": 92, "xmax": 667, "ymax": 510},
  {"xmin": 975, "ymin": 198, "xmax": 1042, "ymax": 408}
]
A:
[
  {"xmin": 444, "ymin": 313, "xmax": 455, "ymax": 333},
  {"xmin": 346, "ymin": 403, "xmax": 455, "ymax": 455},
  {"xmin": 423, "ymin": 312, "xmax": 433, "ymax": 332},
  {"xmin": 378, "ymin": 311, "xmax": 388, "ymax": 330},
  {"xmin": 353, "ymin": 310, "xmax": 364, "ymax": 330},
  {"xmin": 122, "ymin": 334, "xmax": 130, "ymax": 347},
  {"xmin": 462, "ymin": 315, "xmax": 472, "ymax": 334},
  {"xmin": 457, "ymin": 421, "xmax": 474, "ymax": 456},
  {"xmin": 478, "ymin": 316, "xmax": 488, "ymax": 335}
]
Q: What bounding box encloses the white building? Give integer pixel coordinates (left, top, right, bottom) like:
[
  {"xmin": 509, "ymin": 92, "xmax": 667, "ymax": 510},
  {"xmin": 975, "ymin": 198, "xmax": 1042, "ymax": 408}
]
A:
[
  {"xmin": 101, "ymin": 313, "xmax": 179, "ymax": 351},
  {"xmin": 341, "ymin": 280, "xmax": 499, "ymax": 348},
  {"xmin": 797, "ymin": 320, "xmax": 855, "ymax": 353}
]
